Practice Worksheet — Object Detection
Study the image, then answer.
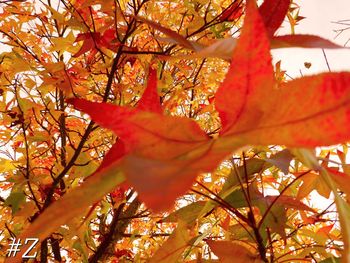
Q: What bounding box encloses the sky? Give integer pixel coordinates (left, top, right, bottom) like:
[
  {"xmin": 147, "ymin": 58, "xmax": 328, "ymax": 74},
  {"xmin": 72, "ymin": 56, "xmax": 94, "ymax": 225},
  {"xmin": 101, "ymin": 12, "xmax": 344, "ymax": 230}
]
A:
[{"xmin": 272, "ymin": 0, "xmax": 350, "ymax": 77}]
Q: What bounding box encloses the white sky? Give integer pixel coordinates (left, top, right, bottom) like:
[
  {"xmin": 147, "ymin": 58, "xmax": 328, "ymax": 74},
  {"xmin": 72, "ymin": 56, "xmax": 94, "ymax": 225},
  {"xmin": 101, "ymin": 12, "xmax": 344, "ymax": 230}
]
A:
[{"xmin": 273, "ymin": 0, "xmax": 350, "ymax": 77}]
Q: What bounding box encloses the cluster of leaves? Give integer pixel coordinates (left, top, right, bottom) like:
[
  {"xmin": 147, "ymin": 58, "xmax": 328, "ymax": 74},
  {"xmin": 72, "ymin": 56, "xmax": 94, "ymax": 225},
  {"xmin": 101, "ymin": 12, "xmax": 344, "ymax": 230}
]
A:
[{"xmin": 1, "ymin": 0, "xmax": 350, "ymax": 262}]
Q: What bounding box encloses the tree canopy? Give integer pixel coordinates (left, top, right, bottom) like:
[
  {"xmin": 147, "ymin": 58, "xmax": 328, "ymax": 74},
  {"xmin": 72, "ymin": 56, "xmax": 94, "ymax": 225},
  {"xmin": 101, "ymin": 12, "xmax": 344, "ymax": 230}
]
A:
[{"xmin": 1, "ymin": 0, "xmax": 350, "ymax": 262}]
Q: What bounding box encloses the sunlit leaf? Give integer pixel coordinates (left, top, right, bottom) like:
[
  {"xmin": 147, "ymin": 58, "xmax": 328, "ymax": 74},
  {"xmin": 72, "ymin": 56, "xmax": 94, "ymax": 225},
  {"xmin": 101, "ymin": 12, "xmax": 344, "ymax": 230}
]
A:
[
  {"xmin": 207, "ymin": 240, "xmax": 259, "ymax": 263},
  {"xmin": 158, "ymin": 201, "xmax": 206, "ymax": 223},
  {"xmin": 259, "ymin": 0, "xmax": 291, "ymax": 36},
  {"xmin": 4, "ymin": 191, "xmax": 26, "ymax": 214},
  {"xmin": 149, "ymin": 222, "xmax": 192, "ymax": 263},
  {"xmin": 6, "ymin": 164, "xmax": 125, "ymax": 263}
]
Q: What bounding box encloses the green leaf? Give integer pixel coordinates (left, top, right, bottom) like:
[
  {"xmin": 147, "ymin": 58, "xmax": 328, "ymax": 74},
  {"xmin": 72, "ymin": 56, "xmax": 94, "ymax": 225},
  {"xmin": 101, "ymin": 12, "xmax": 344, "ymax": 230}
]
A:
[
  {"xmin": 319, "ymin": 257, "xmax": 341, "ymax": 263},
  {"xmin": 220, "ymin": 158, "xmax": 268, "ymax": 195},
  {"xmin": 5, "ymin": 191, "xmax": 26, "ymax": 214},
  {"xmin": 72, "ymin": 240, "xmax": 88, "ymax": 263},
  {"xmin": 159, "ymin": 201, "xmax": 206, "ymax": 224}
]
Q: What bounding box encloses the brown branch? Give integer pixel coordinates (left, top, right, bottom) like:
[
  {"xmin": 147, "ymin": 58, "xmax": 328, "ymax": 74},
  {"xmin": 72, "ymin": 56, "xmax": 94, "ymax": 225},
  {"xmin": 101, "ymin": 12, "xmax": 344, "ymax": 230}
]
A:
[
  {"xmin": 88, "ymin": 197, "xmax": 141, "ymax": 262},
  {"xmin": 234, "ymin": 153, "xmax": 267, "ymax": 262},
  {"xmin": 40, "ymin": 238, "xmax": 48, "ymax": 263},
  {"xmin": 50, "ymin": 236, "xmax": 62, "ymax": 262},
  {"xmin": 13, "ymin": 82, "xmax": 42, "ymax": 211}
]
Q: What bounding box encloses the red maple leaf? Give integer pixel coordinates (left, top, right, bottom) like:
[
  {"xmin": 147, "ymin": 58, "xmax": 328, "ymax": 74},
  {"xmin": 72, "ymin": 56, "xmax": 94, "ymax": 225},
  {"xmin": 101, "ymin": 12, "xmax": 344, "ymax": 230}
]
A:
[
  {"xmin": 68, "ymin": 0, "xmax": 350, "ymax": 213},
  {"xmin": 73, "ymin": 29, "xmax": 121, "ymax": 58}
]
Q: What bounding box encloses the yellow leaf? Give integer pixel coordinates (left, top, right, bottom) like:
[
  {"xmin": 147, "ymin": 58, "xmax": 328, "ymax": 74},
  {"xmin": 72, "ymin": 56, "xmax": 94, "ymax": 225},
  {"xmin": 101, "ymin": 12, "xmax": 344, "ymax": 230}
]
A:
[
  {"xmin": 5, "ymin": 163, "xmax": 125, "ymax": 263},
  {"xmin": 149, "ymin": 221, "xmax": 191, "ymax": 263},
  {"xmin": 0, "ymin": 159, "xmax": 17, "ymax": 173},
  {"xmin": 50, "ymin": 31, "xmax": 78, "ymax": 54},
  {"xmin": 207, "ymin": 240, "xmax": 259, "ymax": 263}
]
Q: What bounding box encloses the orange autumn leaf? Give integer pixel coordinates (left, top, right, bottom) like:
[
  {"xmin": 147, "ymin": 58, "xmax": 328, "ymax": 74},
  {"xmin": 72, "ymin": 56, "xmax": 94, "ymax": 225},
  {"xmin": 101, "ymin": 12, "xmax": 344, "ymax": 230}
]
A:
[
  {"xmin": 325, "ymin": 167, "xmax": 350, "ymax": 199},
  {"xmin": 219, "ymin": 1, "xmax": 244, "ymax": 22},
  {"xmin": 73, "ymin": 33, "xmax": 97, "ymax": 58},
  {"xmin": 218, "ymin": 72, "xmax": 350, "ymax": 147},
  {"xmin": 317, "ymin": 224, "xmax": 334, "ymax": 236},
  {"xmin": 89, "ymin": 68, "xmax": 161, "ymax": 175},
  {"xmin": 215, "ymin": 0, "xmax": 350, "ymax": 148},
  {"xmin": 68, "ymin": 0, "xmax": 350, "ymax": 213},
  {"xmin": 220, "ymin": 214, "xmax": 231, "ymax": 231},
  {"xmin": 207, "ymin": 240, "xmax": 259, "ymax": 263},
  {"xmin": 215, "ymin": 0, "xmax": 275, "ymax": 134},
  {"xmin": 137, "ymin": 68, "xmax": 162, "ymax": 113},
  {"xmin": 69, "ymin": 99, "xmax": 210, "ymax": 160},
  {"xmin": 69, "ymin": 98, "xmax": 229, "ymax": 211},
  {"xmin": 120, "ymin": 145, "xmax": 230, "ymax": 211},
  {"xmin": 149, "ymin": 222, "xmax": 192, "ymax": 262},
  {"xmin": 73, "ymin": 29, "xmax": 120, "ymax": 57},
  {"xmin": 297, "ymin": 172, "xmax": 331, "ymax": 199},
  {"xmin": 259, "ymin": 0, "xmax": 291, "ymax": 36},
  {"xmin": 69, "ymin": 71, "xmax": 221, "ymax": 211},
  {"xmin": 4, "ymin": 0, "xmax": 350, "ymax": 262}
]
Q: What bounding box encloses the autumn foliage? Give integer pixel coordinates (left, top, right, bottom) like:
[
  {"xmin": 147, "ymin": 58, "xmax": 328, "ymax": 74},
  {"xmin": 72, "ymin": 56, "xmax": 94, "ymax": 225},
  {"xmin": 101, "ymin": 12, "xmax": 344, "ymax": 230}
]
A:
[{"xmin": 1, "ymin": 0, "xmax": 350, "ymax": 262}]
